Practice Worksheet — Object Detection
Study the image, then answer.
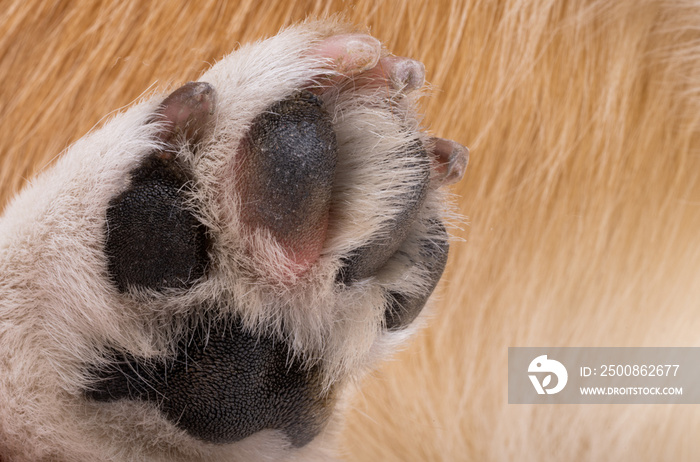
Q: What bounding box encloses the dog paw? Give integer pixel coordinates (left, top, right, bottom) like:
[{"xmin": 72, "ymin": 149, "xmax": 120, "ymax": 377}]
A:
[{"xmin": 0, "ymin": 22, "xmax": 466, "ymax": 461}]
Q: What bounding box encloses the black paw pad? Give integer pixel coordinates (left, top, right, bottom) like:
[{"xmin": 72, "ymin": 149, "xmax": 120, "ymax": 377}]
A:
[
  {"xmin": 86, "ymin": 316, "xmax": 332, "ymax": 447},
  {"xmin": 105, "ymin": 156, "xmax": 209, "ymax": 292}
]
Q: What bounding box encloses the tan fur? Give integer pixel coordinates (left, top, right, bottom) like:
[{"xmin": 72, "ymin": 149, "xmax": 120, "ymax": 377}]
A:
[{"xmin": 1, "ymin": 1, "xmax": 699, "ymax": 461}]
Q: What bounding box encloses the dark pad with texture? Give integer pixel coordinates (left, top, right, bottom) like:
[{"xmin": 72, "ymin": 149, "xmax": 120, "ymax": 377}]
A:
[
  {"xmin": 86, "ymin": 316, "xmax": 332, "ymax": 447},
  {"xmin": 105, "ymin": 156, "xmax": 208, "ymax": 292},
  {"xmin": 240, "ymin": 91, "xmax": 337, "ymax": 266}
]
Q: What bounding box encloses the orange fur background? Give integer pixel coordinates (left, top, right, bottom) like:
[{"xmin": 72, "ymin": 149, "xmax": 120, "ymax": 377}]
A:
[{"xmin": 2, "ymin": 1, "xmax": 699, "ymax": 460}]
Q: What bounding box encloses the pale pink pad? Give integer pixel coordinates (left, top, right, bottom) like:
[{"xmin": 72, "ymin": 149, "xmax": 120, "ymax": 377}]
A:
[
  {"xmin": 313, "ymin": 34, "xmax": 382, "ymax": 75},
  {"xmin": 430, "ymin": 138, "xmax": 469, "ymax": 187},
  {"xmin": 360, "ymin": 56, "xmax": 426, "ymax": 92},
  {"xmin": 156, "ymin": 81, "xmax": 216, "ymax": 144},
  {"xmin": 313, "ymin": 35, "xmax": 425, "ymax": 92}
]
